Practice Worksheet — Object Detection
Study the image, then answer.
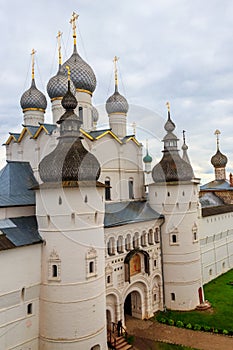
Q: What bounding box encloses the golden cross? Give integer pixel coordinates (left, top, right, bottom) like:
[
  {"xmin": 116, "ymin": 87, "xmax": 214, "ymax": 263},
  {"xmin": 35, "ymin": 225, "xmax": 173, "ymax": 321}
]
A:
[
  {"xmin": 214, "ymin": 129, "xmax": 221, "ymax": 149},
  {"xmin": 31, "ymin": 49, "xmax": 36, "ymax": 80},
  {"xmin": 57, "ymin": 31, "xmax": 63, "ymax": 65},
  {"xmin": 70, "ymin": 12, "xmax": 79, "ymax": 45},
  {"xmin": 166, "ymin": 101, "xmax": 170, "ymax": 112},
  {"xmin": 113, "ymin": 56, "xmax": 119, "ymax": 88}
]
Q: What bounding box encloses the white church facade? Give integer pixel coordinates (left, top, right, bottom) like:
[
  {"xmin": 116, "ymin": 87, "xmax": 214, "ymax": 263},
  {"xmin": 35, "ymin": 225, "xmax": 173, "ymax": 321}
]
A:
[{"xmin": 0, "ymin": 13, "xmax": 233, "ymax": 350}]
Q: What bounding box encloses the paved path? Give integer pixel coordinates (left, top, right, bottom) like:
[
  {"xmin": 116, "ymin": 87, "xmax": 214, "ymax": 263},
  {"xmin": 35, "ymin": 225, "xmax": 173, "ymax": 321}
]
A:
[{"xmin": 126, "ymin": 317, "xmax": 233, "ymax": 350}]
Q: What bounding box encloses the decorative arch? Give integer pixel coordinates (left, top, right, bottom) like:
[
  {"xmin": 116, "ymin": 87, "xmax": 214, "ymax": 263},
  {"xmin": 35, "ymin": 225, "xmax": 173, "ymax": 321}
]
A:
[
  {"xmin": 124, "ymin": 249, "xmax": 150, "ymax": 283},
  {"xmin": 123, "ymin": 280, "xmax": 149, "ymax": 319}
]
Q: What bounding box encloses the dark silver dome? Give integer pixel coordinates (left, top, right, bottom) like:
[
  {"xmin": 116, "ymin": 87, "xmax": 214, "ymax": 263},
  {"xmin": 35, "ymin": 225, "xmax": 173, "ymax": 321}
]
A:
[
  {"xmin": 39, "ymin": 82, "xmax": 100, "ymax": 183},
  {"xmin": 47, "ymin": 66, "xmax": 76, "ymax": 99},
  {"xmin": 106, "ymin": 91, "xmax": 129, "ymax": 115},
  {"xmin": 152, "ymin": 108, "xmax": 194, "ymax": 183},
  {"xmin": 211, "ymin": 149, "xmax": 228, "ymax": 168},
  {"xmin": 20, "ymin": 79, "xmax": 47, "ymax": 111},
  {"xmin": 61, "ymin": 45, "xmax": 96, "ymax": 93}
]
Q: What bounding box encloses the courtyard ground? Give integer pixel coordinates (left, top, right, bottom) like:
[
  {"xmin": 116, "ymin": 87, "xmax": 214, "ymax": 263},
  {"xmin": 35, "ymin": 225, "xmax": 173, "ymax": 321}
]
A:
[{"xmin": 126, "ymin": 316, "xmax": 233, "ymax": 350}]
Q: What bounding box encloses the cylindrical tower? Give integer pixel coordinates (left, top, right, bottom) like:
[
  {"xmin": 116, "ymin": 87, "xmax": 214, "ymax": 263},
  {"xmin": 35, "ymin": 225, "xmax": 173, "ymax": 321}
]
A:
[
  {"xmin": 105, "ymin": 56, "xmax": 129, "ymax": 138},
  {"xmin": 37, "ymin": 71, "xmax": 107, "ymax": 349},
  {"xmin": 149, "ymin": 103, "xmax": 204, "ymax": 310}
]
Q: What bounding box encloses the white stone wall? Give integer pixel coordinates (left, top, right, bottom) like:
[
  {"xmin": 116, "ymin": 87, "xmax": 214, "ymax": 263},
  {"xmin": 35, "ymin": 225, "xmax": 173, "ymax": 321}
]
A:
[
  {"xmin": 105, "ymin": 219, "xmax": 164, "ymax": 323},
  {"xmin": 0, "ymin": 245, "xmax": 41, "ymax": 350},
  {"xmin": 199, "ymin": 212, "xmax": 233, "ymax": 284}
]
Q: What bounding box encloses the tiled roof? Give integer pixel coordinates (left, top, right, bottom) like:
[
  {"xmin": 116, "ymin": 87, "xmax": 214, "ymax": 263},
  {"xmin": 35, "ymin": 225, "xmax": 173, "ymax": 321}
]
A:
[
  {"xmin": 0, "ymin": 161, "xmax": 38, "ymax": 207},
  {"xmin": 202, "ymin": 205, "xmax": 233, "ymax": 217},
  {"xmin": 104, "ymin": 200, "xmax": 163, "ymax": 227},
  {"xmin": 201, "ymin": 180, "xmax": 233, "ymax": 191},
  {"xmin": 0, "ymin": 216, "xmax": 42, "ymax": 250}
]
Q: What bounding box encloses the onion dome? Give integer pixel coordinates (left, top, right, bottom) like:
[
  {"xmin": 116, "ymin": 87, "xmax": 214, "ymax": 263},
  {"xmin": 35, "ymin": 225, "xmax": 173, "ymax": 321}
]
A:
[
  {"xmin": 143, "ymin": 151, "xmax": 152, "ymax": 163},
  {"xmin": 92, "ymin": 106, "xmax": 99, "ymax": 123},
  {"xmin": 61, "ymin": 45, "xmax": 96, "ymax": 94},
  {"xmin": 39, "ymin": 80, "xmax": 100, "ymax": 183},
  {"xmin": 152, "ymin": 104, "xmax": 194, "ymax": 183},
  {"xmin": 47, "ymin": 65, "xmax": 76, "ymax": 100},
  {"xmin": 211, "ymin": 150, "xmax": 228, "ymax": 168},
  {"xmin": 105, "ymin": 55, "xmax": 129, "ymax": 115},
  {"xmin": 211, "ymin": 130, "xmax": 227, "ymax": 168},
  {"xmin": 143, "ymin": 141, "xmax": 152, "ymax": 163},
  {"xmin": 106, "ymin": 89, "xmax": 129, "ymax": 115},
  {"xmin": 20, "ymin": 78, "xmax": 47, "ymax": 111}
]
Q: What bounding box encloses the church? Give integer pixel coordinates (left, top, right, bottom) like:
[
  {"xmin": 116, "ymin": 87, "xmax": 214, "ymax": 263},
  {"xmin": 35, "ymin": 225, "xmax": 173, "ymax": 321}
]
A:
[{"xmin": 0, "ymin": 12, "xmax": 232, "ymax": 350}]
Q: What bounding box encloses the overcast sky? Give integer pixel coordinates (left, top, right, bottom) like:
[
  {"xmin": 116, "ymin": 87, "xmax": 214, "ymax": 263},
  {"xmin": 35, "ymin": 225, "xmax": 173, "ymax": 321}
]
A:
[{"xmin": 1, "ymin": 0, "xmax": 233, "ymax": 184}]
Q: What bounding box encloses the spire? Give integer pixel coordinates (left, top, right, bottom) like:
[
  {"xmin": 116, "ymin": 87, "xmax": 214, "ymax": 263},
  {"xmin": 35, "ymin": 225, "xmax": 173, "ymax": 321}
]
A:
[
  {"xmin": 70, "ymin": 11, "xmax": 79, "ymax": 48},
  {"xmin": 152, "ymin": 103, "xmax": 194, "ymax": 183},
  {"xmin": 182, "ymin": 130, "xmax": 191, "ymax": 164},
  {"xmin": 215, "ymin": 129, "xmax": 220, "ymax": 151},
  {"xmin": 57, "ymin": 31, "xmax": 63, "ymax": 67},
  {"xmin": 211, "ymin": 129, "xmax": 228, "ymax": 181},
  {"xmin": 31, "ymin": 48, "xmax": 36, "ymax": 80},
  {"xmin": 113, "ymin": 56, "xmax": 119, "ymax": 92},
  {"xmin": 143, "ymin": 139, "xmax": 153, "ymax": 164}
]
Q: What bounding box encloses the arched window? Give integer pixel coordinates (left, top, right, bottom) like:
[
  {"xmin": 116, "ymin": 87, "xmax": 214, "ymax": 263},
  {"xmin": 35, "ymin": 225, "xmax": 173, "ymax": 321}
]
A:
[
  {"xmin": 117, "ymin": 236, "xmax": 124, "ymax": 253},
  {"xmin": 107, "ymin": 237, "xmax": 115, "ymax": 256},
  {"xmin": 133, "ymin": 232, "xmax": 140, "ymax": 249},
  {"xmin": 172, "ymin": 234, "xmax": 177, "ymax": 243},
  {"xmin": 148, "ymin": 229, "xmax": 153, "ymax": 245},
  {"xmin": 125, "ymin": 234, "xmax": 131, "ymax": 251},
  {"xmin": 105, "ymin": 177, "xmax": 111, "ymax": 201},
  {"xmin": 128, "ymin": 178, "xmax": 134, "ymax": 199},
  {"xmin": 141, "ymin": 231, "xmax": 147, "ymax": 247},
  {"xmin": 154, "ymin": 228, "xmax": 160, "ymax": 243},
  {"xmin": 79, "ymin": 106, "xmax": 83, "ymax": 122}
]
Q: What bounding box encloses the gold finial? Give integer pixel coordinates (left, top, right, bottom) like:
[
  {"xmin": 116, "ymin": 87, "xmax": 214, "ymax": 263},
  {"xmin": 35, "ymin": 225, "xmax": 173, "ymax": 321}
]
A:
[
  {"xmin": 57, "ymin": 31, "xmax": 63, "ymax": 65},
  {"xmin": 113, "ymin": 56, "xmax": 119, "ymax": 89},
  {"xmin": 166, "ymin": 101, "xmax": 170, "ymax": 112},
  {"xmin": 70, "ymin": 12, "xmax": 79, "ymax": 45},
  {"xmin": 66, "ymin": 65, "xmax": 71, "ymax": 81},
  {"xmin": 214, "ymin": 129, "xmax": 221, "ymax": 150},
  {"xmin": 131, "ymin": 122, "xmax": 136, "ymax": 135},
  {"xmin": 31, "ymin": 48, "xmax": 36, "ymax": 80}
]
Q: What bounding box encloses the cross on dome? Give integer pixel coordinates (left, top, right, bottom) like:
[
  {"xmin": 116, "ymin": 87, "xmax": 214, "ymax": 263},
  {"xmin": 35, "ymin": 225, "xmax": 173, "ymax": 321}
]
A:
[
  {"xmin": 70, "ymin": 12, "xmax": 79, "ymax": 45},
  {"xmin": 31, "ymin": 48, "xmax": 36, "ymax": 80}
]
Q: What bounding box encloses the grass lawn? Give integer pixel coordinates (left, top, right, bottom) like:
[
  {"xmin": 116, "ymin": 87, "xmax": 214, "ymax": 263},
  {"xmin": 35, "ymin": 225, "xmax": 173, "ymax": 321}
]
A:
[
  {"xmin": 155, "ymin": 342, "xmax": 197, "ymax": 350},
  {"xmin": 155, "ymin": 269, "xmax": 233, "ymax": 332}
]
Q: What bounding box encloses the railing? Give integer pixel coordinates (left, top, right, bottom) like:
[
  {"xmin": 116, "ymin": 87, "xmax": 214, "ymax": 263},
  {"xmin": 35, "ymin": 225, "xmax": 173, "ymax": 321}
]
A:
[{"xmin": 107, "ymin": 321, "xmax": 128, "ymax": 349}]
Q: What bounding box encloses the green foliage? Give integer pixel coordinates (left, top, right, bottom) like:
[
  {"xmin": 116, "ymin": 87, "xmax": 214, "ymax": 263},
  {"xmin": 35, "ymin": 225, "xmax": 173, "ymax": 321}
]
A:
[
  {"xmin": 176, "ymin": 320, "xmax": 184, "ymax": 328},
  {"xmin": 168, "ymin": 319, "xmax": 175, "ymax": 326},
  {"xmin": 222, "ymin": 329, "xmax": 229, "ymax": 335},
  {"xmin": 193, "ymin": 324, "xmax": 201, "ymax": 331},
  {"xmin": 203, "ymin": 325, "xmax": 211, "ymax": 332},
  {"xmin": 156, "ymin": 269, "xmax": 233, "ymax": 335},
  {"xmin": 185, "ymin": 323, "xmax": 192, "ymax": 329},
  {"xmin": 213, "ymin": 328, "xmax": 218, "ymax": 333},
  {"xmin": 126, "ymin": 335, "xmax": 134, "ymax": 344}
]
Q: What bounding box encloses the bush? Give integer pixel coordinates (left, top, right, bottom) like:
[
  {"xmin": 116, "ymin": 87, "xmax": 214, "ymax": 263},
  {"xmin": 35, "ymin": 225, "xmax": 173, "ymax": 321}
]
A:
[
  {"xmin": 160, "ymin": 318, "xmax": 167, "ymax": 324},
  {"xmin": 203, "ymin": 325, "xmax": 211, "ymax": 332},
  {"xmin": 185, "ymin": 323, "xmax": 192, "ymax": 329},
  {"xmin": 168, "ymin": 319, "xmax": 174, "ymax": 326},
  {"xmin": 222, "ymin": 329, "xmax": 229, "ymax": 335},
  {"xmin": 213, "ymin": 328, "xmax": 218, "ymax": 333},
  {"xmin": 193, "ymin": 324, "xmax": 202, "ymax": 331},
  {"xmin": 176, "ymin": 320, "xmax": 184, "ymax": 328}
]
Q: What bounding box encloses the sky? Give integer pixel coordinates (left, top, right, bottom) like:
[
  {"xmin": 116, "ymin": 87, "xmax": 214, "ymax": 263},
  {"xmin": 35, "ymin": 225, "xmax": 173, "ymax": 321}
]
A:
[{"xmin": 1, "ymin": 0, "xmax": 233, "ymax": 184}]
